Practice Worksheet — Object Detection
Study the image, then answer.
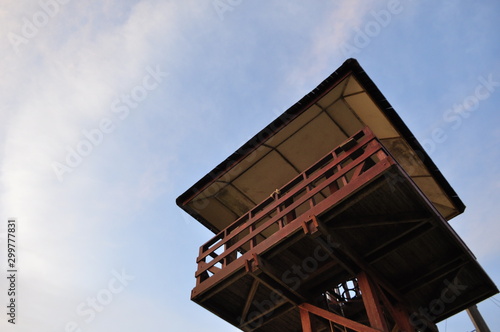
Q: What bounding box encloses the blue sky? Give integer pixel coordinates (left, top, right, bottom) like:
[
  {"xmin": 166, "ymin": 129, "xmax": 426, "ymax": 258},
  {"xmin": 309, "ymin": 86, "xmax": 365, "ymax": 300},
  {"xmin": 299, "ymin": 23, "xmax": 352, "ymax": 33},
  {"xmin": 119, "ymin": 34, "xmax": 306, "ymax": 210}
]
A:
[{"xmin": 0, "ymin": 1, "xmax": 499, "ymax": 331}]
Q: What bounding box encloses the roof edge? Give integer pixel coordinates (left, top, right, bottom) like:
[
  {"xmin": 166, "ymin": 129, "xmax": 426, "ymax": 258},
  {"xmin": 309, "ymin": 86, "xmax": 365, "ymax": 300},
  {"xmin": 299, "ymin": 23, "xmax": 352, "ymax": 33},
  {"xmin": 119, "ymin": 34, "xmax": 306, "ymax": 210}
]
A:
[{"xmin": 176, "ymin": 58, "xmax": 465, "ymax": 231}]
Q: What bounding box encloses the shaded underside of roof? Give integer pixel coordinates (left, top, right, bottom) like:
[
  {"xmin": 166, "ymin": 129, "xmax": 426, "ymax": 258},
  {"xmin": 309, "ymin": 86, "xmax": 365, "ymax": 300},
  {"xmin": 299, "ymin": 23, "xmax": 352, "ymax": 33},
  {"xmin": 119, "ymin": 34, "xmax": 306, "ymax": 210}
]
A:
[{"xmin": 177, "ymin": 58, "xmax": 464, "ymax": 233}]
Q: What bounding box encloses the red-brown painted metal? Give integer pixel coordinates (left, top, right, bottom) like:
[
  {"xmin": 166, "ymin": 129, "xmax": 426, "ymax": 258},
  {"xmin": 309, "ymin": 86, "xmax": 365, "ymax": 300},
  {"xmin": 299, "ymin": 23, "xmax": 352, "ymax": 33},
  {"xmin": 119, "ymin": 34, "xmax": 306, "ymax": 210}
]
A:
[
  {"xmin": 188, "ymin": 125, "xmax": 489, "ymax": 331},
  {"xmin": 299, "ymin": 303, "xmax": 383, "ymax": 332},
  {"xmin": 358, "ymin": 271, "xmax": 390, "ymax": 331},
  {"xmin": 192, "ymin": 127, "xmax": 394, "ymax": 298}
]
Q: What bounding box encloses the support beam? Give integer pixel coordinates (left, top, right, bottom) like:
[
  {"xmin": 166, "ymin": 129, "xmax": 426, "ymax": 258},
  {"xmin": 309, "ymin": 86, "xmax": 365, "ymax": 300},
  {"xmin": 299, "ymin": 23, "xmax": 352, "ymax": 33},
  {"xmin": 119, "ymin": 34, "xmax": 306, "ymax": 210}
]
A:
[
  {"xmin": 466, "ymin": 304, "xmax": 491, "ymax": 332},
  {"xmin": 374, "ymin": 281, "xmax": 416, "ymax": 332},
  {"xmin": 391, "ymin": 305, "xmax": 416, "ymax": 332},
  {"xmin": 357, "ymin": 271, "xmax": 390, "ymax": 331},
  {"xmin": 300, "ymin": 307, "xmax": 313, "ymax": 332},
  {"xmin": 364, "ymin": 221, "xmax": 433, "ymax": 263},
  {"xmin": 316, "ymin": 217, "xmax": 407, "ymax": 305},
  {"xmin": 299, "ymin": 303, "xmax": 382, "ymax": 332},
  {"xmin": 399, "ymin": 256, "xmax": 467, "ymax": 294},
  {"xmin": 240, "ymin": 279, "xmax": 260, "ymax": 325},
  {"xmin": 311, "ymin": 224, "xmax": 358, "ymax": 276},
  {"xmin": 251, "ymin": 254, "xmax": 307, "ymax": 304}
]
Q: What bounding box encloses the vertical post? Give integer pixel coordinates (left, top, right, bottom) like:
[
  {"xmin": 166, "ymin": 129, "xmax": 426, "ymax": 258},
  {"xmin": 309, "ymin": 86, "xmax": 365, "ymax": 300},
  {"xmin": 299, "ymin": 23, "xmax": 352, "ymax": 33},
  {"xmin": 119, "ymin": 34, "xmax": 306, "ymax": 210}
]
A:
[
  {"xmin": 466, "ymin": 304, "xmax": 491, "ymax": 332},
  {"xmin": 224, "ymin": 237, "xmax": 237, "ymax": 266},
  {"xmin": 300, "ymin": 307, "xmax": 314, "ymax": 332},
  {"xmin": 357, "ymin": 271, "xmax": 389, "ymax": 332},
  {"xmin": 392, "ymin": 305, "xmax": 416, "ymax": 332}
]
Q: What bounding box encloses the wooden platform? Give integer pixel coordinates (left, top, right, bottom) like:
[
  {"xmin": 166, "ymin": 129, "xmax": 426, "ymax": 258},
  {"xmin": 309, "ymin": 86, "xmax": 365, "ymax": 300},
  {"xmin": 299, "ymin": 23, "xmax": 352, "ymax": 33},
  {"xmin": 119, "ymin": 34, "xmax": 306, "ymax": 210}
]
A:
[{"xmin": 190, "ymin": 128, "xmax": 497, "ymax": 331}]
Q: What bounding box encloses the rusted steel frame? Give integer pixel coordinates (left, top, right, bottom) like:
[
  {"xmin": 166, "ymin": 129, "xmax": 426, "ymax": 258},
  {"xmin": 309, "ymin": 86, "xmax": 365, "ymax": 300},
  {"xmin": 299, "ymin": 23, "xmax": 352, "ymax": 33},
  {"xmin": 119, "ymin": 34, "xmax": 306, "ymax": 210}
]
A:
[
  {"xmin": 391, "ymin": 306, "xmax": 416, "ymax": 332},
  {"xmin": 192, "ymin": 268, "xmax": 246, "ymax": 300},
  {"xmin": 252, "ymin": 254, "xmax": 307, "ymax": 303},
  {"xmin": 331, "ymin": 211, "xmax": 430, "ymax": 229},
  {"xmin": 195, "ymin": 146, "xmax": 378, "ymax": 273},
  {"xmin": 317, "ymin": 212, "xmax": 406, "ymax": 305},
  {"xmin": 364, "ymin": 221, "xmax": 434, "ymax": 264},
  {"xmin": 300, "ymin": 307, "xmax": 314, "ymax": 332},
  {"xmin": 224, "ymin": 236, "xmax": 238, "ymax": 266},
  {"xmin": 197, "ymin": 144, "xmax": 369, "ymax": 265},
  {"xmin": 240, "ymin": 279, "xmax": 260, "ymax": 325},
  {"xmin": 357, "ymin": 271, "xmax": 390, "ymax": 331},
  {"xmin": 352, "ymin": 160, "xmax": 366, "ymax": 179},
  {"xmin": 311, "ymin": 222, "xmax": 358, "ymax": 276},
  {"xmin": 299, "ymin": 303, "xmax": 383, "ymax": 332},
  {"xmin": 374, "ymin": 282, "xmax": 415, "ymax": 332},
  {"xmin": 195, "ymin": 139, "xmax": 386, "ymax": 277},
  {"xmin": 245, "ymin": 304, "xmax": 297, "ymax": 332},
  {"xmin": 389, "ymin": 164, "xmax": 476, "ymax": 258},
  {"xmin": 193, "ymin": 159, "xmax": 394, "ymax": 298},
  {"xmin": 193, "ymin": 223, "xmax": 305, "ymax": 297},
  {"xmin": 196, "ymin": 149, "xmax": 380, "ymax": 278},
  {"xmin": 196, "ymin": 128, "xmax": 375, "ymax": 261},
  {"xmin": 241, "ymin": 303, "xmax": 295, "ymax": 332},
  {"xmin": 399, "ymin": 256, "xmax": 467, "ymax": 294},
  {"xmin": 238, "ymin": 272, "xmax": 300, "ymax": 329}
]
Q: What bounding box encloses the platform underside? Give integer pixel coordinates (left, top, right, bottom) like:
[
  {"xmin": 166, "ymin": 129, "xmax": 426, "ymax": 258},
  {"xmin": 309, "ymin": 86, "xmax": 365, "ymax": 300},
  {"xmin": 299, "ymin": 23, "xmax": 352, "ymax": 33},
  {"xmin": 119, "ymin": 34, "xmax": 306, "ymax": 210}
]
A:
[{"xmin": 192, "ymin": 165, "xmax": 497, "ymax": 331}]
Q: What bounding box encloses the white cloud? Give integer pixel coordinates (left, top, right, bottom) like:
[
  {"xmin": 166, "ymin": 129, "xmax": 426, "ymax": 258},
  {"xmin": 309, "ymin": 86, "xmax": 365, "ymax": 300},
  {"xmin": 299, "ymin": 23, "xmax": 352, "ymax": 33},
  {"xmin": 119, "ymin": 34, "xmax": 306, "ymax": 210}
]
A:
[
  {"xmin": 285, "ymin": 0, "xmax": 376, "ymax": 89},
  {"xmin": 0, "ymin": 1, "xmax": 209, "ymax": 330}
]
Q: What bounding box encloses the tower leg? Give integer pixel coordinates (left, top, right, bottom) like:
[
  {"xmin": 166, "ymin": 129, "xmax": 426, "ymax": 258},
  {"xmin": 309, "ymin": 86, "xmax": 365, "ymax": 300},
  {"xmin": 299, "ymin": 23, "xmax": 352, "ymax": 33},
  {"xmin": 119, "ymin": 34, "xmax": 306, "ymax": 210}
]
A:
[
  {"xmin": 300, "ymin": 307, "xmax": 313, "ymax": 332},
  {"xmin": 466, "ymin": 304, "xmax": 491, "ymax": 332},
  {"xmin": 357, "ymin": 271, "xmax": 390, "ymax": 331}
]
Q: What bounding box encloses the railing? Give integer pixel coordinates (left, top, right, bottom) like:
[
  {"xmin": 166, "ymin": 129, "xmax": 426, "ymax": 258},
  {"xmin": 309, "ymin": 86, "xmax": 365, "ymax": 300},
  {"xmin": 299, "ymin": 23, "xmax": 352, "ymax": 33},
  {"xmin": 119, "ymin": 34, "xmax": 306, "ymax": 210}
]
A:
[{"xmin": 195, "ymin": 127, "xmax": 392, "ymax": 287}]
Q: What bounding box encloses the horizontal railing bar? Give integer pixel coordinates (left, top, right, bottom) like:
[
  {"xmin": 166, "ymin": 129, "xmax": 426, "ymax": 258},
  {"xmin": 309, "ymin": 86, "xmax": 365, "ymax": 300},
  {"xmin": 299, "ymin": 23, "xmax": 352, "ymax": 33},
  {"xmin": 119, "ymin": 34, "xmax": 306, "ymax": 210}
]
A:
[
  {"xmin": 197, "ymin": 129, "xmax": 374, "ymax": 261},
  {"xmin": 196, "ymin": 139, "xmax": 380, "ymax": 268},
  {"xmin": 198, "ymin": 127, "xmax": 372, "ymax": 252},
  {"xmin": 194, "ymin": 157, "xmax": 395, "ymax": 291},
  {"xmin": 197, "ymin": 139, "xmax": 375, "ymax": 265},
  {"xmin": 196, "ymin": 143, "xmax": 385, "ymax": 275}
]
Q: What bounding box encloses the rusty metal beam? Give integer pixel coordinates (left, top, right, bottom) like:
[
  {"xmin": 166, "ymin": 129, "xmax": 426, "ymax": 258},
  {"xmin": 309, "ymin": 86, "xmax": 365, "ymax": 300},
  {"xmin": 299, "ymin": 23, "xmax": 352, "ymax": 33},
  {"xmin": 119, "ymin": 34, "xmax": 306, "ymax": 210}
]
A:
[
  {"xmin": 330, "ymin": 211, "xmax": 430, "ymax": 230},
  {"xmin": 299, "ymin": 303, "xmax": 382, "ymax": 332},
  {"xmin": 364, "ymin": 221, "xmax": 434, "ymax": 263},
  {"xmin": 311, "ymin": 224, "xmax": 358, "ymax": 276},
  {"xmin": 315, "ymin": 217, "xmax": 407, "ymax": 306},
  {"xmin": 251, "ymin": 254, "xmax": 307, "ymax": 304},
  {"xmin": 357, "ymin": 271, "xmax": 390, "ymax": 331},
  {"xmin": 374, "ymin": 280, "xmax": 416, "ymax": 332},
  {"xmin": 299, "ymin": 307, "xmax": 314, "ymax": 332},
  {"xmin": 242, "ymin": 302, "xmax": 295, "ymax": 331},
  {"xmin": 240, "ymin": 279, "xmax": 260, "ymax": 326},
  {"xmin": 399, "ymin": 256, "xmax": 467, "ymax": 294}
]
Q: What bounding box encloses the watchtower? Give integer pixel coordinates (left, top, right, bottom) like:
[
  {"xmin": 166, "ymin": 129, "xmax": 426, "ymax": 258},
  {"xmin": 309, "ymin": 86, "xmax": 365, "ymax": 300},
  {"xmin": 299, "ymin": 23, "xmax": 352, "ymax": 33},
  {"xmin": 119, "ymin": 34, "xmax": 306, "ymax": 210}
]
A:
[{"xmin": 176, "ymin": 59, "xmax": 498, "ymax": 331}]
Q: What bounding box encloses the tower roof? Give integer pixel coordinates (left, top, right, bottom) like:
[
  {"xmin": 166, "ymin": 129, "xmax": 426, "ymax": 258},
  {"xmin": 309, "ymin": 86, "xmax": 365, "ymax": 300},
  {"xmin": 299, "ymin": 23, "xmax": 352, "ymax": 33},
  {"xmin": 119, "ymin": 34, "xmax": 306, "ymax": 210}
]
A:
[{"xmin": 177, "ymin": 59, "xmax": 464, "ymax": 233}]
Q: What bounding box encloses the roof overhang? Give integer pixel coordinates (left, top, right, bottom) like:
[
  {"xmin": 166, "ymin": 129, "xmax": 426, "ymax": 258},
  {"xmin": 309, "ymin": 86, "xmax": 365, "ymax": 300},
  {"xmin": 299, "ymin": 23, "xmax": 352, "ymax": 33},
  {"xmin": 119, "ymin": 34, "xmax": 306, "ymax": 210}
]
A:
[{"xmin": 177, "ymin": 58, "xmax": 465, "ymax": 233}]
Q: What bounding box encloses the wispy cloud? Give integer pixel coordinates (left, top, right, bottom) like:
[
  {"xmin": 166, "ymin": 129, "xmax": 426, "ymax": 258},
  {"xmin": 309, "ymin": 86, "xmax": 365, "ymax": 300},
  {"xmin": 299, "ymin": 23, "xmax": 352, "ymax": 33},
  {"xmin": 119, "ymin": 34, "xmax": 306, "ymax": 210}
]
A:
[
  {"xmin": 285, "ymin": 0, "xmax": 375, "ymax": 89},
  {"xmin": 0, "ymin": 1, "xmax": 203, "ymax": 330}
]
